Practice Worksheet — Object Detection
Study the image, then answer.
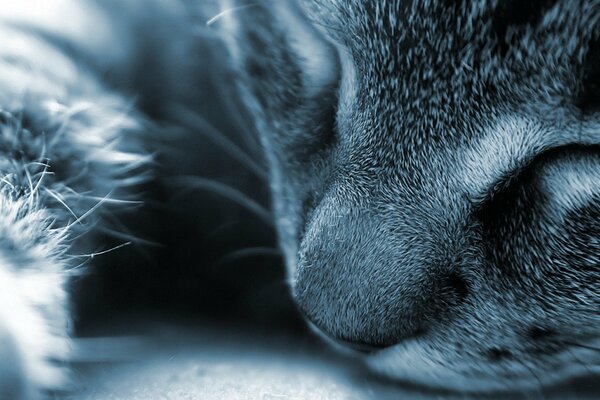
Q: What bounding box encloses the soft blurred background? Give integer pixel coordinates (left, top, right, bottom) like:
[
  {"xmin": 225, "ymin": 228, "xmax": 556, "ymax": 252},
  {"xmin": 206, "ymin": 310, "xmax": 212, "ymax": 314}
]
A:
[
  {"xmin": 71, "ymin": 0, "xmax": 300, "ymax": 336},
  {"xmin": 62, "ymin": 1, "xmax": 361, "ymax": 398}
]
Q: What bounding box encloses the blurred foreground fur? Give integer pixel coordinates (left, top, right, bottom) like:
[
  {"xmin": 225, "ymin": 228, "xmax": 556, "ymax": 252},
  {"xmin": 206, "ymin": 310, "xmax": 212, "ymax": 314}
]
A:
[
  {"xmin": 0, "ymin": 1, "xmax": 226, "ymax": 397},
  {"xmin": 0, "ymin": 1, "xmax": 293, "ymax": 397}
]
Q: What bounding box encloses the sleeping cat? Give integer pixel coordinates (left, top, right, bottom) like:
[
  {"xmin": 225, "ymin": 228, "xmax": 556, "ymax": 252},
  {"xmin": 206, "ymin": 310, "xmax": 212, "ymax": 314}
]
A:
[
  {"xmin": 217, "ymin": 0, "xmax": 600, "ymax": 393},
  {"xmin": 0, "ymin": 0, "xmax": 598, "ymax": 398}
]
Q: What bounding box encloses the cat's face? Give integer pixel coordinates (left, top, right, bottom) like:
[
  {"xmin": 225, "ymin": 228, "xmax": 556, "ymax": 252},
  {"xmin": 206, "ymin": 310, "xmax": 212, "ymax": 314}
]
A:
[{"xmin": 220, "ymin": 0, "xmax": 600, "ymax": 392}]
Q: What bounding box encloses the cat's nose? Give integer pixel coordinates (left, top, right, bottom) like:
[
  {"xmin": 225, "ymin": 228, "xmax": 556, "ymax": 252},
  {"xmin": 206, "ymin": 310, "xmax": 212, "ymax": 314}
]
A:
[
  {"xmin": 293, "ymin": 201, "xmax": 469, "ymax": 351},
  {"xmin": 333, "ymin": 337, "xmax": 389, "ymax": 353},
  {"xmin": 302, "ymin": 312, "xmax": 394, "ymax": 353}
]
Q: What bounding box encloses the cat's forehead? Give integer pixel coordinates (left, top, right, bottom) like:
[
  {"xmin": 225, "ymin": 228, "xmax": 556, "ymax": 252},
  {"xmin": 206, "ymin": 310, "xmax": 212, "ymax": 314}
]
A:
[
  {"xmin": 299, "ymin": 0, "xmax": 598, "ymax": 99},
  {"xmin": 301, "ymin": 0, "xmax": 571, "ymax": 27},
  {"xmin": 300, "ymin": 0, "xmax": 596, "ymax": 54}
]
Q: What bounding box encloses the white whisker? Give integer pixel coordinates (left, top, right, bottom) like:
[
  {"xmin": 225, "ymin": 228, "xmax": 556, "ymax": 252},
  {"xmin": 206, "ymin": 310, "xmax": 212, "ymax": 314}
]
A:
[
  {"xmin": 206, "ymin": 4, "xmax": 259, "ymax": 27},
  {"xmin": 44, "ymin": 188, "xmax": 78, "ymax": 220},
  {"xmin": 69, "ymin": 241, "xmax": 132, "ymax": 259},
  {"xmin": 175, "ymin": 175, "xmax": 273, "ymax": 225},
  {"xmin": 65, "ymin": 190, "xmax": 114, "ymax": 229},
  {"xmin": 169, "ymin": 104, "xmax": 267, "ymax": 181}
]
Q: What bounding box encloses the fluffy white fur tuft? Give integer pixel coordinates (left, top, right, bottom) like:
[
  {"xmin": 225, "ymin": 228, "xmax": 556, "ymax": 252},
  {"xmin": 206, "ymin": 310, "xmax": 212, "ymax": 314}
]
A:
[{"xmin": 0, "ymin": 5, "xmax": 149, "ymax": 397}]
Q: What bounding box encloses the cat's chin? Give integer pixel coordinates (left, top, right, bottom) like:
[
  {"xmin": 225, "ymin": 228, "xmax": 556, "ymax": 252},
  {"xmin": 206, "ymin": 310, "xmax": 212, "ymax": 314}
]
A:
[{"xmin": 364, "ymin": 336, "xmax": 600, "ymax": 394}]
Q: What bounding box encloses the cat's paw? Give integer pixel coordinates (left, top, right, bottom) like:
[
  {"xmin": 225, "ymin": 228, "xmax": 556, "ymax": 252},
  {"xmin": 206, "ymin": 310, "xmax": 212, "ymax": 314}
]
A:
[
  {"xmin": 0, "ymin": 266, "xmax": 69, "ymax": 399},
  {"xmin": 0, "ymin": 324, "xmax": 30, "ymax": 399}
]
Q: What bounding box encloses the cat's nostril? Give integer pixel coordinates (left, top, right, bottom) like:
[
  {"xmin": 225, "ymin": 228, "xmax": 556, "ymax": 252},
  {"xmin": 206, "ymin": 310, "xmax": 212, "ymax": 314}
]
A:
[
  {"xmin": 527, "ymin": 326, "xmax": 555, "ymax": 340},
  {"xmin": 445, "ymin": 271, "xmax": 469, "ymax": 304}
]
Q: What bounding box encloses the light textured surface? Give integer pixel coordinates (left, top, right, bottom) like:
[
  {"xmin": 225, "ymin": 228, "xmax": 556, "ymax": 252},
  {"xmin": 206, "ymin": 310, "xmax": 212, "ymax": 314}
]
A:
[
  {"xmin": 63, "ymin": 325, "xmax": 417, "ymax": 400},
  {"xmin": 61, "ymin": 325, "xmax": 597, "ymax": 400},
  {"xmin": 72, "ymin": 351, "xmax": 361, "ymax": 400}
]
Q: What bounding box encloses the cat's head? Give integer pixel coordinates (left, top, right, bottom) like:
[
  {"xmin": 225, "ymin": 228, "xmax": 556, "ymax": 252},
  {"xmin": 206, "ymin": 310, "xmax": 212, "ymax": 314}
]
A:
[{"xmin": 219, "ymin": 0, "xmax": 600, "ymax": 392}]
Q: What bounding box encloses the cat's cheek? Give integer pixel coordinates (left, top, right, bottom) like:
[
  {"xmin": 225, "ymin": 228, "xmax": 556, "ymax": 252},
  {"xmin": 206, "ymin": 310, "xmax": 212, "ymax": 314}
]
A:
[
  {"xmin": 363, "ymin": 341, "xmax": 467, "ymax": 390},
  {"xmin": 364, "ymin": 342, "xmax": 504, "ymax": 392}
]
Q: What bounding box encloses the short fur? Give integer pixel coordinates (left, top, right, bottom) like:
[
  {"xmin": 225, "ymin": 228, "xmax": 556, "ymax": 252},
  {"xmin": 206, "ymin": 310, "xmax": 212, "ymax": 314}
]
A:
[{"xmin": 218, "ymin": 0, "xmax": 600, "ymax": 393}]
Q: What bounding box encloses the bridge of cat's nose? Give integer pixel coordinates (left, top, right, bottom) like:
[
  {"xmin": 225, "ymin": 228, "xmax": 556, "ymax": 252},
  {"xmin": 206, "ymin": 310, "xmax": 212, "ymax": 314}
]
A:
[{"xmin": 293, "ymin": 203, "xmax": 468, "ymax": 349}]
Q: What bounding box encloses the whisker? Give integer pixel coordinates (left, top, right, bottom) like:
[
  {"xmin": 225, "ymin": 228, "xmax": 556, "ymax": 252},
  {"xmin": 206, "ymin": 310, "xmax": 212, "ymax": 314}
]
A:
[
  {"xmin": 66, "ymin": 220, "xmax": 101, "ymax": 242},
  {"xmin": 69, "ymin": 241, "xmax": 132, "ymax": 259},
  {"xmin": 98, "ymin": 225, "xmax": 163, "ymax": 248},
  {"xmin": 565, "ymin": 348, "xmax": 593, "ymax": 375},
  {"xmin": 205, "ymin": 220, "xmax": 242, "ymax": 240},
  {"xmin": 31, "ymin": 162, "xmax": 50, "ymax": 196},
  {"xmin": 111, "ymin": 154, "xmax": 155, "ymax": 174},
  {"xmin": 518, "ymin": 360, "xmax": 546, "ymax": 399},
  {"xmin": 46, "ymin": 100, "xmax": 93, "ymax": 149},
  {"xmin": 169, "ymin": 104, "xmax": 267, "ymax": 180},
  {"xmin": 114, "ymin": 172, "xmax": 153, "ymax": 187},
  {"xmin": 38, "ymin": 131, "xmax": 47, "ymax": 162},
  {"xmin": 213, "ymin": 89, "xmax": 263, "ymax": 155},
  {"xmin": 174, "ymin": 176, "xmax": 272, "ymax": 225},
  {"xmin": 206, "ymin": 4, "xmax": 260, "ymax": 27},
  {"xmin": 563, "ymin": 341, "xmax": 600, "ymax": 352},
  {"xmin": 24, "ymin": 163, "xmax": 35, "ymax": 204},
  {"xmin": 0, "ymin": 175, "xmax": 14, "ymax": 190},
  {"xmin": 65, "ymin": 190, "xmax": 115, "ymax": 229},
  {"xmin": 101, "ymin": 214, "xmax": 159, "ymax": 263},
  {"xmin": 81, "ymin": 196, "xmax": 142, "ymax": 205},
  {"xmin": 44, "ymin": 188, "xmax": 79, "ymax": 220}
]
